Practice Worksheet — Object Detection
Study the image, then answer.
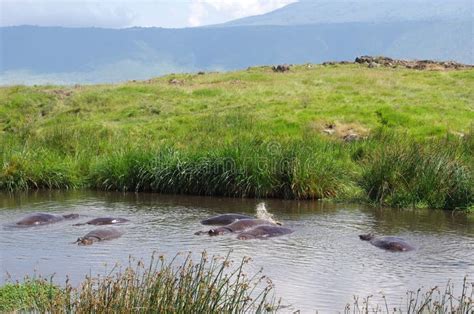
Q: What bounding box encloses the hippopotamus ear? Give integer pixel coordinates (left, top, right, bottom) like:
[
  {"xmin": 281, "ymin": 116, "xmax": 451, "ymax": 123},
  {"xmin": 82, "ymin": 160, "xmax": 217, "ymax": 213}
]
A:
[{"xmin": 208, "ymin": 229, "xmax": 217, "ymax": 236}]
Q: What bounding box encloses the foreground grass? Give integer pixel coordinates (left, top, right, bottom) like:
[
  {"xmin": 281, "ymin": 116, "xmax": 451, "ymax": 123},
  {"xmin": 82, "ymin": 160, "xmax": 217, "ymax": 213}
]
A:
[
  {"xmin": 0, "ymin": 279, "xmax": 60, "ymax": 312},
  {"xmin": 1, "ymin": 254, "xmax": 472, "ymax": 313},
  {"xmin": 0, "ymin": 65, "xmax": 473, "ymax": 209},
  {"xmin": 0, "ymin": 252, "xmax": 278, "ymax": 313},
  {"xmin": 347, "ymin": 277, "xmax": 473, "ymax": 313}
]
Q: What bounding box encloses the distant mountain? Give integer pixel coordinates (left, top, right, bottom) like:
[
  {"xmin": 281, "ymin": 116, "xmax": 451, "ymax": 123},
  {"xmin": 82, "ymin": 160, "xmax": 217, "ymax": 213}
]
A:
[
  {"xmin": 1, "ymin": 0, "xmax": 472, "ymax": 85},
  {"xmin": 223, "ymin": 0, "xmax": 472, "ymax": 26}
]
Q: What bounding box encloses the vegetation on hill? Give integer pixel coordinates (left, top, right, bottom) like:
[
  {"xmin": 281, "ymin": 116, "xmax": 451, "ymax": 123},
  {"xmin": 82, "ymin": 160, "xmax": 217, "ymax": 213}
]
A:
[{"xmin": 0, "ymin": 64, "xmax": 472, "ymax": 209}]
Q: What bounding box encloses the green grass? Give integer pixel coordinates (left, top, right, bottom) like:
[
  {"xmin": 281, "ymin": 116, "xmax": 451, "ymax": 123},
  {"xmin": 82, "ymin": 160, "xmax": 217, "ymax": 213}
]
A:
[
  {"xmin": 0, "ymin": 278, "xmax": 60, "ymax": 312},
  {"xmin": 0, "ymin": 65, "xmax": 473, "ymax": 209}
]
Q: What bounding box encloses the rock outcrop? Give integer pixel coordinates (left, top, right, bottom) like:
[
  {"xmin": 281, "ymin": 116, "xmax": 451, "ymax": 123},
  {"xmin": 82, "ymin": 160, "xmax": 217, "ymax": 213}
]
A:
[
  {"xmin": 354, "ymin": 56, "xmax": 473, "ymax": 70},
  {"xmin": 323, "ymin": 56, "xmax": 472, "ymax": 71}
]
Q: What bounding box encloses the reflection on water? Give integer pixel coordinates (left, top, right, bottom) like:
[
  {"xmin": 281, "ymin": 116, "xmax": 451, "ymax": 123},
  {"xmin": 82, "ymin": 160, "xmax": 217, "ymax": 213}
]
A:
[{"xmin": 0, "ymin": 191, "xmax": 473, "ymax": 312}]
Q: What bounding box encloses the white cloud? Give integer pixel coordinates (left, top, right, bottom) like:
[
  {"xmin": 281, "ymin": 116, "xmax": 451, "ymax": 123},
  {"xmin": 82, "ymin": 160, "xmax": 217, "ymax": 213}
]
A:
[
  {"xmin": 0, "ymin": 0, "xmax": 296, "ymax": 28},
  {"xmin": 0, "ymin": 0, "xmax": 192, "ymax": 28},
  {"xmin": 188, "ymin": 0, "xmax": 297, "ymax": 27},
  {"xmin": 0, "ymin": 0, "xmax": 138, "ymax": 28}
]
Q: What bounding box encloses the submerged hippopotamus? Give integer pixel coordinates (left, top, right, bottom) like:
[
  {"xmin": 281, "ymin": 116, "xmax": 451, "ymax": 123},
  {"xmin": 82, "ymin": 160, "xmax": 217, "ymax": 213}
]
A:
[
  {"xmin": 75, "ymin": 228, "xmax": 124, "ymax": 245},
  {"xmin": 237, "ymin": 225, "xmax": 294, "ymax": 240},
  {"xmin": 16, "ymin": 213, "xmax": 79, "ymax": 226},
  {"xmin": 195, "ymin": 219, "xmax": 275, "ymax": 236},
  {"xmin": 359, "ymin": 234, "xmax": 414, "ymax": 252},
  {"xmin": 200, "ymin": 214, "xmax": 254, "ymax": 226},
  {"xmin": 73, "ymin": 217, "xmax": 130, "ymax": 226}
]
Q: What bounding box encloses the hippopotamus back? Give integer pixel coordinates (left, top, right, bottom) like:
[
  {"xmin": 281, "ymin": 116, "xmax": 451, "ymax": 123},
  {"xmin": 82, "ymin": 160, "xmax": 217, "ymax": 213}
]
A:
[
  {"xmin": 83, "ymin": 228, "xmax": 123, "ymax": 241},
  {"xmin": 200, "ymin": 214, "xmax": 254, "ymax": 225},
  {"xmin": 197, "ymin": 219, "xmax": 274, "ymax": 236},
  {"xmin": 237, "ymin": 225, "xmax": 294, "ymax": 240},
  {"xmin": 76, "ymin": 228, "xmax": 124, "ymax": 245},
  {"xmin": 16, "ymin": 213, "xmax": 78, "ymax": 226},
  {"xmin": 74, "ymin": 217, "xmax": 130, "ymax": 226},
  {"xmin": 370, "ymin": 236, "xmax": 414, "ymax": 252},
  {"xmin": 226, "ymin": 219, "xmax": 275, "ymax": 232}
]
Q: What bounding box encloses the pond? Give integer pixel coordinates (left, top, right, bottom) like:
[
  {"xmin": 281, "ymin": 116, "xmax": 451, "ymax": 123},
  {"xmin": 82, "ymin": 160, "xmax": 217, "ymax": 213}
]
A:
[{"xmin": 0, "ymin": 191, "xmax": 472, "ymax": 311}]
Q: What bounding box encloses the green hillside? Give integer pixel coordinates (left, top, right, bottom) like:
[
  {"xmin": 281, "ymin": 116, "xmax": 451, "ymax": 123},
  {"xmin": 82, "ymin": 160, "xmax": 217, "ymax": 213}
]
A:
[{"xmin": 1, "ymin": 64, "xmax": 473, "ymax": 209}]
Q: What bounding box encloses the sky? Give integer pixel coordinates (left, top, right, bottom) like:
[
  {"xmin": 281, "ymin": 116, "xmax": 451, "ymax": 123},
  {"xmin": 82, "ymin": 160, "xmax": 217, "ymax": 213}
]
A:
[{"xmin": 0, "ymin": 0, "xmax": 297, "ymax": 28}]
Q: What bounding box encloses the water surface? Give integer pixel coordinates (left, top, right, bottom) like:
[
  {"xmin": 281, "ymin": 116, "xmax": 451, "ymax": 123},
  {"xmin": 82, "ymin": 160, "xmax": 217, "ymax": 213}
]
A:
[{"xmin": 0, "ymin": 191, "xmax": 472, "ymax": 311}]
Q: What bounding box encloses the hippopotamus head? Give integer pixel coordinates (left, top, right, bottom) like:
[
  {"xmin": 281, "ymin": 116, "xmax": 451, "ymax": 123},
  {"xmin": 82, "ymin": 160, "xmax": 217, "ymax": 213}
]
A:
[
  {"xmin": 208, "ymin": 226, "xmax": 232, "ymax": 236},
  {"xmin": 359, "ymin": 234, "xmax": 375, "ymax": 241},
  {"xmin": 75, "ymin": 237, "xmax": 95, "ymax": 245}
]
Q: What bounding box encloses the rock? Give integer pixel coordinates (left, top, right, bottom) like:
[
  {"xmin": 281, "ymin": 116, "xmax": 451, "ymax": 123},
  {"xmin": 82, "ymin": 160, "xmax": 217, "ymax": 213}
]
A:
[
  {"xmin": 323, "ymin": 123, "xmax": 336, "ymax": 135},
  {"xmin": 169, "ymin": 78, "xmax": 183, "ymax": 85},
  {"xmin": 323, "ymin": 128, "xmax": 335, "ymax": 135},
  {"xmin": 272, "ymin": 64, "xmax": 290, "ymax": 73},
  {"xmin": 368, "ymin": 62, "xmax": 380, "ymax": 68},
  {"xmin": 343, "ymin": 133, "xmax": 360, "ymax": 142}
]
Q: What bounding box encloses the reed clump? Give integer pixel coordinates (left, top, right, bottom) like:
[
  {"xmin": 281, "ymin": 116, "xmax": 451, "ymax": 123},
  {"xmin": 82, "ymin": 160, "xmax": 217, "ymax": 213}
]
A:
[
  {"xmin": 359, "ymin": 131, "xmax": 473, "ymax": 210},
  {"xmin": 0, "ymin": 252, "xmax": 278, "ymax": 313},
  {"xmin": 88, "ymin": 138, "xmax": 354, "ymax": 200},
  {"xmin": 346, "ymin": 276, "xmax": 473, "ymax": 313}
]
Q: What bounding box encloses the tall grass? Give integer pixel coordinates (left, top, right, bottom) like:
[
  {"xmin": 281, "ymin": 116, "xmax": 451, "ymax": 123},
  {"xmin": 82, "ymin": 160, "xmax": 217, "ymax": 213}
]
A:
[
  {"xmin": 0, "ymin": 146, "xmax": 78, "ymax": 191},
  {"xmin": 359, "ymin": 130, "xmax": 473, "ymax": 209},
  {"xmin": 88, "ymin": 138, "xmax": 354, "ymax": 200},
  {"xmin": 0, "ymin": 252, "xmax": 278, "ymax": 313},
  {"xmin": 1, "ymin": 131, "xmax": 472, "ymax": 209},
  {"xmin": 346, "ymin": 277, "xmax": 473, "ymax": 313}
]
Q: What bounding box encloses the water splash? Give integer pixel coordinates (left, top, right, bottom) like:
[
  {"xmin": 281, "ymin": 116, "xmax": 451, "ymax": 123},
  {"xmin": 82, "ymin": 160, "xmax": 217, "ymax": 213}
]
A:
[{"xmin": 255, "ymin": 202, "xmax": 279, "ymax": 224}]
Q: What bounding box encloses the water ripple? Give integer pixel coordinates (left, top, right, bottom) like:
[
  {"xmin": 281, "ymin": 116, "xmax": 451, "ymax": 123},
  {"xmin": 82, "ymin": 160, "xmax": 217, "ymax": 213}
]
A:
[{"xmin": 0, "ymin": 191, "xmax": 472, "ymax": 312}]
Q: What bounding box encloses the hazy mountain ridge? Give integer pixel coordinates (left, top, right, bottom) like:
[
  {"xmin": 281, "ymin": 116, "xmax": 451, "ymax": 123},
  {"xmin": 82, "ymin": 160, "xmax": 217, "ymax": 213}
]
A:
[
  {"xmin": 223, "ymin": 0, "xmax": 472, "ymax": 26},
  {"xmin": 1, "ymin": 0, "xmax": 472, "ymax": 85}
]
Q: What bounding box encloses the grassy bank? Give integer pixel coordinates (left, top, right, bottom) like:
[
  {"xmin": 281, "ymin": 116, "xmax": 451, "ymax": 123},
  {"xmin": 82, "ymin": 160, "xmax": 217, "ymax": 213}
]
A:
[{"xmin": 0, "ymin": 64, "xmax": 473, "ymax": 209}]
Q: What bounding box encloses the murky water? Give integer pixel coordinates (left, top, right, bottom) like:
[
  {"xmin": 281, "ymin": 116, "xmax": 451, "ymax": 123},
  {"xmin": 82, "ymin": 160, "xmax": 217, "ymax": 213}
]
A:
[{"xmin": 1, "ymin": 191, "xmax": 473, "ymax": 312}]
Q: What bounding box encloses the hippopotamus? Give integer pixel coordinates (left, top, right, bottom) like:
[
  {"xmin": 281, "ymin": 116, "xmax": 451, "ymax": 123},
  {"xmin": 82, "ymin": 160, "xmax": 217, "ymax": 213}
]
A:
[
  {"xmin": 195, "ymin": 219, "xmax": 275, "ymax": 236},
  {"xmin": 359, "ymin": 234, "xmax": 414, "ymax": 252},
  {"xmin": 200, "ymin": 214, "xmax": 254, "ymax": 226},
  {"xmin": 73, "ymin": 217, "xmax": 130, "ymax": 226},
  {"xmin": 237, "ymin": 225, "xmax": 294, "ymax": 240},
  {"xmin": 16, "ymin": 213, "xmax": 79, "ymax": 226},
  {"xmin": 75, "ymin": 228, "xmax": 124, "ymax": 245}
]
